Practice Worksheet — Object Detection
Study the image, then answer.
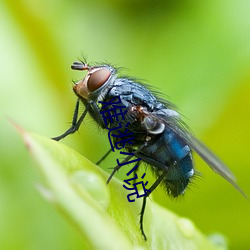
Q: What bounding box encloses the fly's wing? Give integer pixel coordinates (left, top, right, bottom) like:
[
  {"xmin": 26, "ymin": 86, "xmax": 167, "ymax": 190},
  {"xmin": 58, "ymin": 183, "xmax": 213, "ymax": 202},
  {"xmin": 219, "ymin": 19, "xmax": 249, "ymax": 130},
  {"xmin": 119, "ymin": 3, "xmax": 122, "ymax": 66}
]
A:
[
  {"xmin": 152, "ymin": 110, "xmax": 247, "ymax": 198},
  {"xmin": 182, "ymin": 132, "xmax": 248, "ymax": 198}
]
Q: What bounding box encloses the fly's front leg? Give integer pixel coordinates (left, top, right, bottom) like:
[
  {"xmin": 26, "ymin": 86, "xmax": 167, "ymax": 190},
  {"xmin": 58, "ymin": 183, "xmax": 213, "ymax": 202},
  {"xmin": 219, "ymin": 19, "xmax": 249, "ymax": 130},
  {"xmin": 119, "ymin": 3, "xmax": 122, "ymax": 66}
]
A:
[{"xmin": 52, "ymin": 99, "xmax": 89, "ymax": 141}]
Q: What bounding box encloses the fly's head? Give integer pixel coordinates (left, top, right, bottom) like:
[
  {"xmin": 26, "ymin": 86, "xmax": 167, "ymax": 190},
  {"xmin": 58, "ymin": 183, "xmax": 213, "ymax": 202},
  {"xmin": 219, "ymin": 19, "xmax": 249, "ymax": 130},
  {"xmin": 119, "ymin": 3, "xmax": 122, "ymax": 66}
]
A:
[{"xmin": 72, "ymin": 61, "xmax": 116, "ymax": 100}]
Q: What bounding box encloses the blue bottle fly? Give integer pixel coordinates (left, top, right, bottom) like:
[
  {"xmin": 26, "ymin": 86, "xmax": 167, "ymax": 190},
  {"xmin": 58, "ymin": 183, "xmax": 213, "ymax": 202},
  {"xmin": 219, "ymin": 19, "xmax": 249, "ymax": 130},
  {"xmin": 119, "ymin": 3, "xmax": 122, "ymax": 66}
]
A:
[{"xmin": 52, "ymin": 60, "xmax": 246, "ymax": 240}]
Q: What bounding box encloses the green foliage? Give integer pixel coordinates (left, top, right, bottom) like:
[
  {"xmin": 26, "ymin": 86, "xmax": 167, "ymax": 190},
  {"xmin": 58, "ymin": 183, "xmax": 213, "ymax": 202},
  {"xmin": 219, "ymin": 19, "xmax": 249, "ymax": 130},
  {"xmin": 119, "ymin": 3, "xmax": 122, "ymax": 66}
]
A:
[
  {"xmin": 1, "ymin": 1, "xmax": 250, "ymax": 249},
  {"xmin": 19, "ymin": 129, "xmax": 225, "ymax": 250}
]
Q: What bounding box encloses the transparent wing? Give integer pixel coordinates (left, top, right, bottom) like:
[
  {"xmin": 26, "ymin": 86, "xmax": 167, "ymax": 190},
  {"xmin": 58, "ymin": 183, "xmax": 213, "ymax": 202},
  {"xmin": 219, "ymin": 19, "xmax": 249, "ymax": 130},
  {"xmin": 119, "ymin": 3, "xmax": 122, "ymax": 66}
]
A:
[
  {"xmin": 149, "ymin": 110, "xmax": 247, "ymax": 198},
  {"xmin": 170, "ymin": 122, "xmax": 247, "ymax": 198}
]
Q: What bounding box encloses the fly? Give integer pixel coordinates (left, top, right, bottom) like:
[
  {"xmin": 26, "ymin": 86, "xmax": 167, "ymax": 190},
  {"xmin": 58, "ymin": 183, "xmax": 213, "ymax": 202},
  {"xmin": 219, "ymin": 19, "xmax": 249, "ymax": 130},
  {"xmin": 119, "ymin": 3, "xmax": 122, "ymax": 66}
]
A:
[{"xmin": 52, "ymin": 60, "xmax": 246, "ymax": 240}]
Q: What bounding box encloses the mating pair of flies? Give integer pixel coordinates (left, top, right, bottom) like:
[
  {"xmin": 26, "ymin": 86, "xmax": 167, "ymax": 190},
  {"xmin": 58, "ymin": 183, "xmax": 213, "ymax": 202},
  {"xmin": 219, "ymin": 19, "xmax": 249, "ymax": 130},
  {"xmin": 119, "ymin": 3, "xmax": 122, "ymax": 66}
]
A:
[{"xmin": 52, "ymin": 60, "xmax": 246, "ymax": 240}]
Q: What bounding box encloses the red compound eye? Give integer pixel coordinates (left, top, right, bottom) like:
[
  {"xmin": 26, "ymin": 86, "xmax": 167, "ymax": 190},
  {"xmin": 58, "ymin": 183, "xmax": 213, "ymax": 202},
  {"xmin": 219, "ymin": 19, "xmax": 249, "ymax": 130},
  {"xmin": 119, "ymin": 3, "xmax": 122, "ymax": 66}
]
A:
[{"xmin": 87, "ymin": 68, "xmax": 111, "ymax": 92}]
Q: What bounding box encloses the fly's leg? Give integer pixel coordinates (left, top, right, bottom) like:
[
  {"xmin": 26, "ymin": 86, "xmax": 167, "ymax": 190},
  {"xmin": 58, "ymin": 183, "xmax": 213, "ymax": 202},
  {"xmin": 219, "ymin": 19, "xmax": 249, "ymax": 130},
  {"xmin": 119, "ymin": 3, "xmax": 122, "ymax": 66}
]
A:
[
  {"xmin": 134, "ymin": 150, "xmax": 169, "ymax": 240},
  {"xmin": 106, "ymin": 154, "xmax": 134, "ymax": 184},
  {"xmin": 132, "ymin": 161, "xmax": 141, "ymax": 184},
  {"xmin": 52, "ymin": 99, "xmax": 89, "ymax": 141},
  {"xmin": 106, "ymin": 144, "xmax": 146, "ymax": 184},
  {"xmin": 105, "ymin": 142, "xmax": 165, "ymax": 240},
  {"xmin": 140, "ymin": 171, "xmax": 167, "ymax": 240},
  {"xmin": 52, "ymin": 98, "xmax": 107, "ymax": 141},
  {"xmin": 96, "ymin": 148, "xmax": 112, "ymax": 165}
]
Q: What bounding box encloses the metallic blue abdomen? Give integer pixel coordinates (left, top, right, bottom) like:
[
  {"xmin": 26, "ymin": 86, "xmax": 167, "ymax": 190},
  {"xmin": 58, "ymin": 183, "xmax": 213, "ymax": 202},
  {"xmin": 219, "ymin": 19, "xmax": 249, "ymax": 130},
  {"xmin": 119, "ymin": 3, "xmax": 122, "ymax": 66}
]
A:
[{"xmin": 137, "ymin": 128, "xmax": 194, "ymax": 197}]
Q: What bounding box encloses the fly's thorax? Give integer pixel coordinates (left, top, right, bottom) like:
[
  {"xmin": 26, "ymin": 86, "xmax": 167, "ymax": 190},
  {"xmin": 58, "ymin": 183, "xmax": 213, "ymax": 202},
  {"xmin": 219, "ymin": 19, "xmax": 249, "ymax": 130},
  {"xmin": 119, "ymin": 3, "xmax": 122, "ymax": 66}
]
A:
[
  {"xmin": 73, "ymin": 64, "xmax": 117, "ymax": 102},
  {"xmin": 139, "ymin": 108, "xmax": 180, "ymax": 135}
]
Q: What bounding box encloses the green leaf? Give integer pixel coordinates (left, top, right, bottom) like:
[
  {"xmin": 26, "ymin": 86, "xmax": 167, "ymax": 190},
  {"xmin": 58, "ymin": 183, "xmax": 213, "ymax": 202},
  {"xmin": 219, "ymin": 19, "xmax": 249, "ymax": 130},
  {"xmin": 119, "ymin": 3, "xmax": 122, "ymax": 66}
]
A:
[{"xmin": 19, "ymin": 128, "xmax": 226, "ymax": 250}]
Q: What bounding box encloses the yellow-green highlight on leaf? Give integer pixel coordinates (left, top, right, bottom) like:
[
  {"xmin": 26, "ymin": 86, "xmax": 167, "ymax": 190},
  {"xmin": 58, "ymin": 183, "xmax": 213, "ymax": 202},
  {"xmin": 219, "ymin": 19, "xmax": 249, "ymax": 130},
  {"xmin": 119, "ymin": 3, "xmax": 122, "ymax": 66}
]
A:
[{"xmin": 19, "ymin": 127, "xmax": 227, "ymax": 250}]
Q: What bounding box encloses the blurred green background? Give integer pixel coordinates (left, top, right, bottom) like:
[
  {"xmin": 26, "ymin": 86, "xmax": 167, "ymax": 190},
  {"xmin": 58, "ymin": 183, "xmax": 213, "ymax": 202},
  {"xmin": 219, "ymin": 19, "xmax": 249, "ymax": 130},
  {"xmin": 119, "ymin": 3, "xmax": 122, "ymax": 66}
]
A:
[{"xmin": 1, "ymin": 0, "xmax": 250, "ymax": 249}]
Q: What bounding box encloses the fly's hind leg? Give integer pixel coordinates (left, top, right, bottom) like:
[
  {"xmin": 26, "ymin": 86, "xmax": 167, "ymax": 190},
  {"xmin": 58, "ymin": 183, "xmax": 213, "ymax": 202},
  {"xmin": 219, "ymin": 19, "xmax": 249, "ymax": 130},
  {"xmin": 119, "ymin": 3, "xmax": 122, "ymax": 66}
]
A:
[{"xmin": 140, "ymin": 171, "xmax": 167, "ymax": 240}]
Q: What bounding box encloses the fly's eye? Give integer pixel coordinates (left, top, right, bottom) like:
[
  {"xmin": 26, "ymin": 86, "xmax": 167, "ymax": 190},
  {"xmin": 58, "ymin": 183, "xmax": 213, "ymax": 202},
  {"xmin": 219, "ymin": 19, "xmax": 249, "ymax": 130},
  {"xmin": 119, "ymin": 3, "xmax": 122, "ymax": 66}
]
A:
[{"xmin": 87, "ymin": 68, "xmax": 111, "ymax": 92}]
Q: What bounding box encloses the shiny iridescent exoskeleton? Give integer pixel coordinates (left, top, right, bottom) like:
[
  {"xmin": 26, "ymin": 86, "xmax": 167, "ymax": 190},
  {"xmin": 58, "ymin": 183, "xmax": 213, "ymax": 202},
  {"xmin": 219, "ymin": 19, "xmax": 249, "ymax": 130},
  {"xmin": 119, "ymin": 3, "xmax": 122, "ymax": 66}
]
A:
[{"xmin": 53, "ymin": 60, "xmax": 245, "ymax": 240}]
